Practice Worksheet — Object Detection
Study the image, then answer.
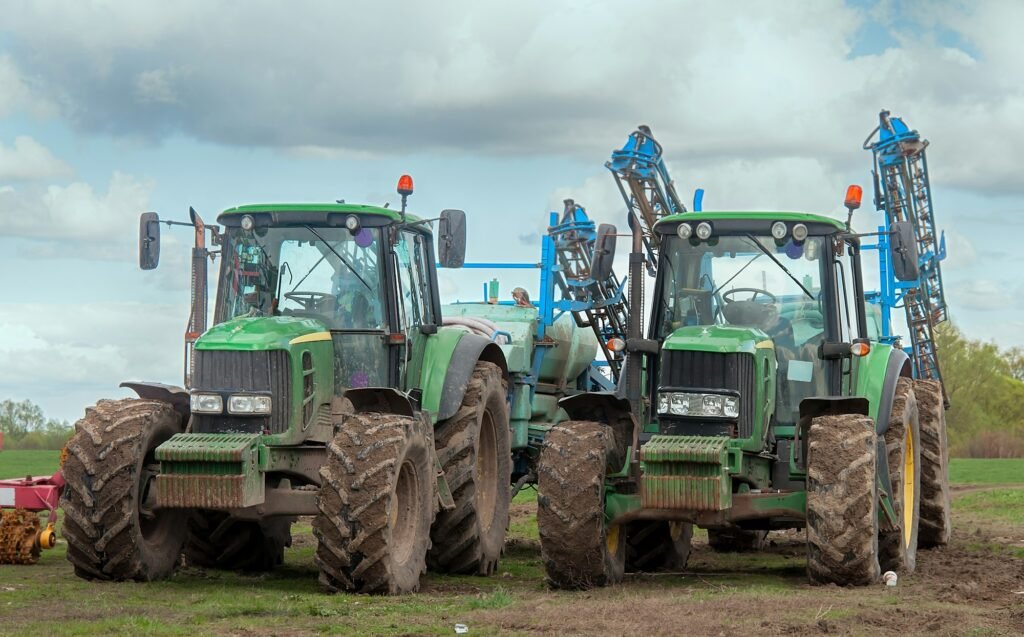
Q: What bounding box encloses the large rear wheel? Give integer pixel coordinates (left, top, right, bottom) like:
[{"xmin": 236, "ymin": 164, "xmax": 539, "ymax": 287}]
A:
[
  {"xmin": 537, "ymin": 421, "xmax": 625, "ymax": 589},
  {"xmin": 707, "ymin": 528, "xmax": 768, "ymax": 552},
  {"xmin": 428, "ymin": 362, "xmax": 511, "ymax": 575},
  {"xmin": 185, "ymin": 512, "xmax": 292, "ymax": 572},
  {"xmin": 625, "ymin": 520, "xmax": 692, "ymax": 572},
  {"xmin": 914, "ymin": 379, "xmax": 952, "ymax": 548},
  {"xmin": 879, "ymin": 378, "xmax": 921, "ymax": 575},
  {"xmin": 806, "ymin": 413, "xmax": 880, "ymax": 586},
  {"xmin": 62, "ymin": 398, "xmax": 188, "ymax": 581},
  {"xmin": 314, "ymin": 412, "xmax": 434, "ymax": 594}
]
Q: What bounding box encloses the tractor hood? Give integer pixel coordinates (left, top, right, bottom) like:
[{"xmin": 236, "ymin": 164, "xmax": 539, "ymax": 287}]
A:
[
  {"xmin": 661, "ymin": 325, "xmax": 772, "ymax": 355},
  {"xmin": 195, "ymin": 316, "xmax": 329, "ymax": 351}
]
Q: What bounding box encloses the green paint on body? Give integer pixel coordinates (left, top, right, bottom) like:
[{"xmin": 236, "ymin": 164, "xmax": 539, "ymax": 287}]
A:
[
  {"xmin": 419, "ymin": 326, "xmax": 468, "ymax": 422},
  {"xmin": 662, "ymin": 324, "xmax": 768, "ymax": 355},
  {"xmin": 195, "ymin": 316, "xmax": 327, "ymax": 351}
]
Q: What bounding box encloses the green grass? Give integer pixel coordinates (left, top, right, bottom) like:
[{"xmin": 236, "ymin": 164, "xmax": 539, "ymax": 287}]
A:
[
  {"xmin": 956, "ymin": 488, "xmax": 1024, "ymax": 524},
  {"xmin": 0, "ymin": 449, "xmax": 61, "ymax": 479},
  {"xmin": 949, "ymin": 458, "xmax": 1024, "ymax": 486}
]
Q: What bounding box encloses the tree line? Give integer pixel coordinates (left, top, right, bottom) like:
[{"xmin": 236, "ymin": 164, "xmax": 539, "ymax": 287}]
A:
[
  {"xmin": 936, "ymin": 323, "xmax": 1024, "ymax": 458},
  {"xmin": 2, "ymin": 325, "xmax": 1022, "ymax": 457},
  {"xmin": 0, "ymin": 399, "xmax": 73, "ymax": 450}
]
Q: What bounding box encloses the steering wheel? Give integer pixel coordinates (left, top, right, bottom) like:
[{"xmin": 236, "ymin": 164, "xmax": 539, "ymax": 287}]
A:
[
  {"xmin": 284, "ymin": 291, "xmax": 333, "ymax": 311},
  {"xmin": 723, "ymin": 287, "xmax": 777, "ymax": 305}
]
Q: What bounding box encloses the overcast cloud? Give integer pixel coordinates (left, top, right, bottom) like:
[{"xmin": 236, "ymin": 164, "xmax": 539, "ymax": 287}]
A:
[
  {"xmin": 1, "ymin": 0, "xmax": 1022, "ymax": 420},
  {"xmin": 0, "ymin": 1, "xmax": 1021, "ymax": 192}
]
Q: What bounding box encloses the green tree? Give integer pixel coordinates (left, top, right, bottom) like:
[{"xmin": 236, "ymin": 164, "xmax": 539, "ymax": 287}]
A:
[{"xmin": 0, "ymin": 399, "xmax": 73, "ymax": 450}]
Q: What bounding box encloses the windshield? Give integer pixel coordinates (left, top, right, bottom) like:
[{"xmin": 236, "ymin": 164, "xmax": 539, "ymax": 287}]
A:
[
  {"xmin": 217, "ymin": 225, "xmax": 385, "ymax": 330},
  {"xmin": 655, "ymin": 233, "xmax": 830, "ymax": 424}
]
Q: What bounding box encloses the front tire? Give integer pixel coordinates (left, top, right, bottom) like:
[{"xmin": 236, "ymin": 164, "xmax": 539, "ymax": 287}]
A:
[
  {"xmin": 806, "ymin": 413, "xmax": 880, "ymax": 586},
  {"xmin": 537, "ymin": 421, "xmax": 625, "ymax": 589},
  {"xmin": 428, "ymin": 362, "xmax": 511, "ymax": 575},
  {"xmin": 314, "ymin": 412, "xmax": 434, "ymax": 594},
  {"xmin": 62, "ymin": 398, "xmax": 188, "ymax": 581}
]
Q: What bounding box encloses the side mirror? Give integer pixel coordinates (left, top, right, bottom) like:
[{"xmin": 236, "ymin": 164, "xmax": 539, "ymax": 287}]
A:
[
  {"xmin": 591, "ymin": 223, "xmax": 617, "ymax": 281},
  {"xmin": 890, "ymin": 220, "xmax": 919, "ymax": 281},
  {"xmin": 438, "ymin": 209, "xmax": 466, "ymax": 268},
  {"xmin": 139, "ymin": 212, "xmax": 161, "ymax": 270}
]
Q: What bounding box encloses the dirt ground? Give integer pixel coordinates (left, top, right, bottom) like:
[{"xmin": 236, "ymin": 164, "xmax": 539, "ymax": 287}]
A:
[{"xmin": 1, "ymin": 486, "xmax": 1022, "ymax": 636}]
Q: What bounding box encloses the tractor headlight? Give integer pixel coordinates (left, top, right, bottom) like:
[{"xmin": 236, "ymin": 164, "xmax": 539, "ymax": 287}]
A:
[
  {"xmin": 657, "ymin": 391, "xmax": 739, "ymax": 419},
  {"xmin": 723, "ymin": 396, "xmax": 740, "ymax": 418},
  {"xmin": 190, "ymin": 393, "xmax": 224, "ymax": 414},
  {"xmin": 792, "ymin": 223, "xmax": 808, "ymax": 242},
  {"xmin": 228, "ymin": 394, "xmax": 273, "ymax": 415},
  {"xmin": 240, "ymin": 214, "xmax": 255, "ymax": 232},
  {"xmin": 676, "ymin": 223, "xmax": 692, "ymax": 239},
  {"xmin": 695, "ymin": 222, "xmax": 713, "ymax": 240}
]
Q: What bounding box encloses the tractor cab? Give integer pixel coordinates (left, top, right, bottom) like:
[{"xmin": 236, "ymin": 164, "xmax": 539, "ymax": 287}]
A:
[
  {"xmin": 210, "ymin": 203, "xmax": 460, "ymax": 395},
  {"xmin": 649, "ymin": 212, "xmax": 859, "ymax": 438}
]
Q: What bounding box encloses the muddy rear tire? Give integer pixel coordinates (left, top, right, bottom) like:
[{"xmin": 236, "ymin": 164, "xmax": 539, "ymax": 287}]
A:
[
  {"xmin": 62, "ymin": 398, "xmax": 188, "ymax": 581},
  {"xmin": 537, "ymin": 421, "xmax": 625, "ymax": 590},
  {"xmin": 625, "ymin": 521, "xmax": 692, "ymax": 572},
  {"xmin": 707, "ymin": 528, "xmax": 769, "ymax": 552},
  {"xmin": 185, "ymin": 511, "xmax": 292, "ymax": 572},
  {"xmin": 313, "ymin": 412, "xmax": 434, "ymax": 594},
  {"xmin": 806, "ymin": 413, "xmax": 880, "ymax": 586},
  {"xmin": 428, "ymin": 362, "xmax": 511, "ymax": 576},
  {"xmin": 879, "ymin": 378, "xmax": 921, "ymax": 575},
  {"xmin": 914, "ymin": 379, "xmax": 952, "ymax": 548}
]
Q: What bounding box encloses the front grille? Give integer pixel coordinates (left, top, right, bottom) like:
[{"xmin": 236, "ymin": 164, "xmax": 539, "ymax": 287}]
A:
[
  {"xmin": 191, "ymin": 350, "xmax": 291, "ymax": 434},
  {"xmin": 658, "ymin": 350, "xmax": 756, "ymax": 438}
]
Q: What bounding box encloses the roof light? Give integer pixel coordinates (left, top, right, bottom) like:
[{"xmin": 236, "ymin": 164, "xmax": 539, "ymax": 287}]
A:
[
  {"xmin": 695, "ymin": 222, "xmax": 713, "ymax": 240},
  {"xmin": 397, "ymin": 174, "xmax": 414, "ymax": 196},
  {"xmin": 240, "ymin": 214, "xmax": 255, "ymax": 231},
  {"xmin": 845, "ymin": 185, "xmax": 863, "ymax": 211},
  {"xmin": 344, "ymin": 214, "xmax": 361, "ymax": 233},
  {"xmin": 676, "ymin": 223, "xmax": 692, "ymax": 239},
  {"xmin": 771, "ymin": 221, "xmax": 788, "ymax": 240},
  {"xmin": 792, "ymin": 223, "xmax": 808, "ymax": 241}
]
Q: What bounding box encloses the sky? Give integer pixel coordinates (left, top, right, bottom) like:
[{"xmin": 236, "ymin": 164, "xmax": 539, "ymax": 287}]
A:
[{"xmin": 1, "ymin": 0, "xmax": 1022, "ymax": 423}]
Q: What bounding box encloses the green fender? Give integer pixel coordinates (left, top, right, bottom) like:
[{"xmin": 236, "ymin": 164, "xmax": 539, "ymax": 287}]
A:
[{"xmin": 419, "ymin": 327, "xmax": 508, "ymax": 424}]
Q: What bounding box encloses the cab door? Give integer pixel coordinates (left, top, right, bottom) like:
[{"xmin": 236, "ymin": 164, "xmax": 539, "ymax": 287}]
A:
[{"xmin": 393, "ymin": 229, "xmax": 436, "ymax": 392}]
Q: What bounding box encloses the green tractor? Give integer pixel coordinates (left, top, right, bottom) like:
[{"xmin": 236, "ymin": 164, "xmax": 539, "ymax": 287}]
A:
[
  {"xmin": 61, "ymin": 179, "xmax": 517, "ymax": 594},
  {"xmin": 536, "ymin": 207, "xmax": 951, "ymax": 588}
]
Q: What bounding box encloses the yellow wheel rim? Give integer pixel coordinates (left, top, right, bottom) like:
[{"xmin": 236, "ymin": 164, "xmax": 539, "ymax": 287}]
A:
[
  {"xmin": 902, "ymin": 426, "xmax": 915, "ymax": 548},
  {"xmin": 605, "ymin": 525, "xmax": 620, "ymax": 557},
  {"xmin": 669, "ymin": 521, "xmax": 684, "ymax": 542}
]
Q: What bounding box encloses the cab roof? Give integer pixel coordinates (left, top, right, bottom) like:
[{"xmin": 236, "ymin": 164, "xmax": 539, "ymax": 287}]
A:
[
  {"xmin": 655, "ymin": 211, "xmax": 846, "ymax": 232},
  {"xmin": 219, "ymin": 203, "xmax": 421, "ymax": 224}
]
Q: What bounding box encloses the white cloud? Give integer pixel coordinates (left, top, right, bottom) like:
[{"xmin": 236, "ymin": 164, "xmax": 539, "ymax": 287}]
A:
[
  {"xmin": 0, "ymin": 1, "xmax": 1018, "ymax": 192},
  {"xmin": 0, "ymin": 302, "xmax": 186, "ymax": 422},
  {"xmin": 0, "ymin": 54, "xmax": 56, "ymax": 118},
  {"xmin": 0, "ymin": 136, "xmax": 74, "ymax": 181},
  {"xmin": 0, "ymin": 171, "xmax": 154, "ymax": 259}
]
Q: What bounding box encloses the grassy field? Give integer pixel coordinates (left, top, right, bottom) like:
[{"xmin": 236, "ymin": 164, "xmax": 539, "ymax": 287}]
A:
[
  {"xmin": 0, "ymin": 449, "xmax": 61, "ymax": 479},
  {"xmin": 1, "ymin": 451, "xmax": 1022, "ymax": 636}
]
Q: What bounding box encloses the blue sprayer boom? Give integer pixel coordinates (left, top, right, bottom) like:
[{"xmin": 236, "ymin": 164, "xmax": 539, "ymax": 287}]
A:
[{"xmin": 863, "ymin": 110, "xmax": 948, "ymax": 395}]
